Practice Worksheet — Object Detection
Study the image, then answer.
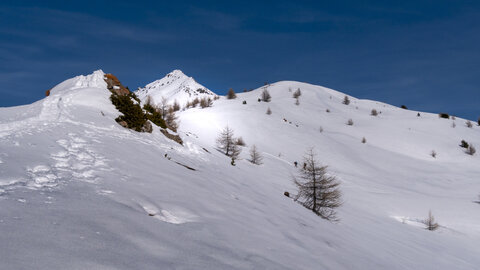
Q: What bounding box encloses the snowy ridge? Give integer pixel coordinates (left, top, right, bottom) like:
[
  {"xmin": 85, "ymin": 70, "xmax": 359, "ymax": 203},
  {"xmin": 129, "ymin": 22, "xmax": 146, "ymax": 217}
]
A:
[
  {"xmin": 135, "ymin": 69, "xmax": 216, "ymax": 106},
  {"xmin": 0, "ymin": 71, "xmax": 480, "ymax": 269}
]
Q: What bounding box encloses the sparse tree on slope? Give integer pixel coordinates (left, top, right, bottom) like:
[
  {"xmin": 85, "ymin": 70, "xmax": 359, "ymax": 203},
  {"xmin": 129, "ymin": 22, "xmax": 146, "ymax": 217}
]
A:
[
  {"xmin": 249, "ymin": 145, "xmax": 263, "ymax": 165},
  {"xmin": 343, "ymin": 95, "xmax": 350, "ymax": 105},
  {"xmin": 293, "ymin": 148, "xmax": 342, "ymax": 221},
  {"xmin": 216, "ymin": 126, "xmax": 236, "ymax": 156},
  {"xmin": 293, "ymin": 88, "xmax": 302, "ymax": 98},
  {"xmin": 165, "ymin": 107, "xmax": 179, "ymax": 132},
  {"xmin": 227, "ymin": 88, "xmax": 237, "ymax": 99},
  {"xmin": 261, "ymin": 89, "xmax": 271, "ymax": 102},
  {"xmin": 159, "ymin": 96, "xmax": 169, "ymax": 119}
]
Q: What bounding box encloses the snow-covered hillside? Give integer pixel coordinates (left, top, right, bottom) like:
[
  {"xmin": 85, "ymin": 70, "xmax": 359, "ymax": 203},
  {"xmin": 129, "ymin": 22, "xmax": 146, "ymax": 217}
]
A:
[
  {"xmin": 135, "ymin": 69, "xmax": 216, "ymax": 106},
  {"xmin": 0, "ymin": 71, "xmax": 479, "ymax": 269}
]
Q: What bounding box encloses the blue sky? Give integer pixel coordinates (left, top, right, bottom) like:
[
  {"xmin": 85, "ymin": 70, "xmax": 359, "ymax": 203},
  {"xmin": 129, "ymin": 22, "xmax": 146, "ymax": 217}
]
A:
[{"xmin": 1, "ymin": 0, "xmax": 479, "ymax": 119}]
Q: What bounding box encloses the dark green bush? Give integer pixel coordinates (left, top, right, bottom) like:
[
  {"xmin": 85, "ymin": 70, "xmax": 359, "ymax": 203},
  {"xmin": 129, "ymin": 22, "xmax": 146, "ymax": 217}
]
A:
[
  {"xmin": 439, "ymin": 113, "xmax": 450, "ymax": 119},
  {"xmin": 110, "ymin": 93, "xmax": 146, "ymax": 132},
  {"xmin": 460, "ymin": 140, "xmax": 469, "ymax": 148}
]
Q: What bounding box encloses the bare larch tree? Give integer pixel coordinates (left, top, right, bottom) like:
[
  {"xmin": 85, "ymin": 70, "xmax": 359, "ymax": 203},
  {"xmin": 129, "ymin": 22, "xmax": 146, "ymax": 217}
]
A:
[
  {"xmin": 249, "ymin": 145, "xmax": 263, "ymax": 165},
  {"xmin": 293, "ymin": 148, "xmax": 342, "ymax": 221},
  {"xmin": 216, "ymin": 126, "xmax": 236, "ymax": 156}
]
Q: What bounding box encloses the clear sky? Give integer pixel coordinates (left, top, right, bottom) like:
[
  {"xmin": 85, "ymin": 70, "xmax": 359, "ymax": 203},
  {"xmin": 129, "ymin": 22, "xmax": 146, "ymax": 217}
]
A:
[{"xmin": 1, "ymin": 0, "xmax": 479, "ymax": 119}]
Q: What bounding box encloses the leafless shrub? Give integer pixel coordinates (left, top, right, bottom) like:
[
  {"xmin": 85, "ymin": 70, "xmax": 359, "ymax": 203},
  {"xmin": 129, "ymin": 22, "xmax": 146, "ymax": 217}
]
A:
[
  {"xmin": 227, "ymin": 88, "xmax": 237, "ymax": 99},
  {"xmin": 249, "ymin": 145, "xmax": 263, "ymax": 165},
  {"xmin": 347, "ymin": 119, "xmax": 354, "ymax": 126},
  {"xmin": 424, "ymin": 210, "xmax": 439, "ymax": 231},
  {"xmin": 236, "ymin": 136, "xmax": 246, "ymax": 146}
]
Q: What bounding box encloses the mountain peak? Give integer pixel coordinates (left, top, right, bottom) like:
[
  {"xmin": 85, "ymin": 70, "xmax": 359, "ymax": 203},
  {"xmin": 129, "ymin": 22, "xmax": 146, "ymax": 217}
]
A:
[{"xmin": 136, "ymin": 70, "xmax": 216, "ymax": 106}]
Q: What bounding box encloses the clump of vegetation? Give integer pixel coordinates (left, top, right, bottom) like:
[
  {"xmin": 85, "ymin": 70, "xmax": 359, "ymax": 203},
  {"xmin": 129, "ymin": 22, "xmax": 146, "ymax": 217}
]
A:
[
  {"xmin": 266, "ymin": 107, "xmax": 272, "ymax": 115},
  {"xmin": 423, "ymin": 210, "xmax": 439, "ymax": 231},
  {"xmin": 478, "ymin": 117, "xmax": 480, "ymax": 126},
  {"xmin": 261, "ymin": 89, "xmax": 271, "ymax": 102},
  {"xmin": 226, "ymin": 88, "xmax": 237, "ymax": 99},
  {"xmin": 460, "ymin": 140, "xmax": 469, "ymax": 148},
  {"xmin": 466, "ymin": 120, "xmax": 473, "ymax": 128},
  {"xmin": 371, "ymin": 109, "xmax": 378, "ymax": 116},
  {"xmin": 236, "ymin": 137, "xmax": 246, "ymax": 146},
  {"xmin": 143, "ymin": 102, "xmax": 166, "ymax": 129},
  {"xmin": 110, "ymin": 92, "xmax": 147, "ymax": 132},
  {"xmin": 293, "ymin": 148, "xmax": 342, "ymax": 221},
  {"xmin": 342, "ymin": 95, "xmax": 350, "ymax": 105},
  {"xmin": 362, "ymin": 137, "xmax": 366, "ymax": 144},
  {"xmin": 347, "ymin": 119, "xmax": 354, "ymax": 126},
  {"xmin": 249, "ymin": 145, "xmax": 263, "ymax": 165},
  {"xmin": 431, "ymin": 150, "xmax": 437, "ymax": 158},
  {"xmin": 400, "ymin": 105, "xmax": 408, "ymax": 109},
  {"xmin": 292, "ymin": 88, "xmax": 302, "ymax": 98},
  {"xmin": 200, "ymin": 97, "xmax": 213, "ymax": 108},
  {"xmin": 439, "ymin": 113, "xmax": 450, "ymax": 119}
]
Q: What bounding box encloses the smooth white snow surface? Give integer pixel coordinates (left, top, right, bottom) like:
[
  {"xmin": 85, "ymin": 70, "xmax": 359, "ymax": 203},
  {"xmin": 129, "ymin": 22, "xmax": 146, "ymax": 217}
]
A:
[{"xmin": 0, "ymin": 71, "xmax": 479, "ymax": 269}]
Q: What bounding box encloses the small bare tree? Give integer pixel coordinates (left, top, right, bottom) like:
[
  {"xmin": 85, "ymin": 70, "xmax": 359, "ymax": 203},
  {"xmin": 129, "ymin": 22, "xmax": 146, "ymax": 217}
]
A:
[
  {"xmin": 266, "ymin": 107, "xmax": 272, "ymax": 115},
  {"xmin": 159, "ymin": 96, "xmax": 169, "ymax": 119},
  {"xmin": 172, "ymin": 100, "xmax": 181, "ymax": 112},
  {"xmin": 342, "ymin": 95, "xmax": 350, "ymax": 105},
  {"xmin": 249, "ymin": 145, "xmax": 263, "ymax": 165},
  {"xmin": 371, "ymin": 109, "xmax": 378, "ymax": 116},
  {"xmin": 165, "ymin": 107, "xmax": 179, "ymax": 132},
  {"xmin": 293, "ymin": 88, "xmax": 302, "ymax": 98},
  {"xmin": 216, "ymin": 126, "xmax": 241, "ymax": 158},
  {"xmin": 466, "ymin": 120, "xmax": 473, "ymax": 128},
  {"xmin": 347, "ymin": 119, "xmax": 354, "ymax": 126},
  {"xmin": 362, "ymin": 137, "xmax": 366, "ymax": 144},
  {"xmin": 431, "ymin": 150, "xmax": 437, "ymax": 158},
  {"xmin": 293, "ymin": 148, "xmax": 342, "ymax": 221},
  {"xmin": 424, "ymin": 210, "xmax": 439, "ymax": 231},
  {"xmin": 261, "ymin": 89, "xmax": 271, "ymax": 102},
  {"xmin": 226, "ymin": 88, "xmax": 237, "ymax": 99},
  {"xmin": 295, "ymin": 98, "xmax": 300, "ymax": 106}
]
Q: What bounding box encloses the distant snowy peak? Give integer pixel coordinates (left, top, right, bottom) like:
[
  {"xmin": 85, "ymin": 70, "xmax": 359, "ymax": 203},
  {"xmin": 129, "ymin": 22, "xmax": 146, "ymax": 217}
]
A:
[{"xmin": 136, "ymin": 70, "xmax": 216, "ymax": 106}]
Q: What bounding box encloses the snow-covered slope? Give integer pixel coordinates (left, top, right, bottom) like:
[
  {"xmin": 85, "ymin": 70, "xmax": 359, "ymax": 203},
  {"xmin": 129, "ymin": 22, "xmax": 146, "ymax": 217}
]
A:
[
  {"xmin": 135, "ymin": 69, "xmax": 216, "ymax": 106},
  {"xmin": 1, "ymin": 71, "xmax": 479, "ymax": 269}
]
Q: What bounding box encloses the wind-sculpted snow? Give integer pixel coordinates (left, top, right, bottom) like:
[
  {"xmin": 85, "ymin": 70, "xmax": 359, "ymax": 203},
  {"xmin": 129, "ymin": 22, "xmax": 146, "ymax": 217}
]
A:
[{"xmin": 0, "ymin": 71, "xmax": 480, "ymax": 269}]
